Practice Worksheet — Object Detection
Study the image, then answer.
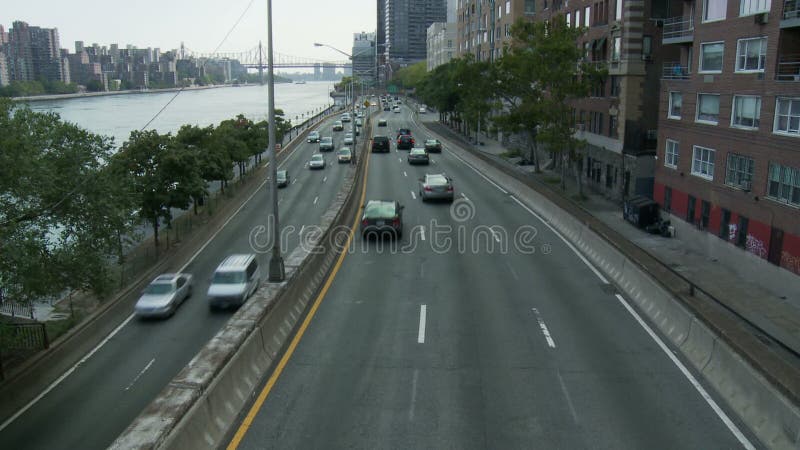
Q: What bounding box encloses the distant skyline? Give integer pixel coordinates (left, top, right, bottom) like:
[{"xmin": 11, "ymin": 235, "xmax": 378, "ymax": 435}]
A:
[{"xmin": 3, "ymin": 0, "xmax": 377, "ymax": 61}]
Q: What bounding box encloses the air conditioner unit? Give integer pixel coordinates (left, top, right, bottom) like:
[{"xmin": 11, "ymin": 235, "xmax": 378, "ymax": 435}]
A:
[
  {"xmin": 755, "ymin": 12, "xmax": 768, "ymax": 24},
  {"xmin": 646, "ymin": 129, "xmax": 658, "ymax": 140}
]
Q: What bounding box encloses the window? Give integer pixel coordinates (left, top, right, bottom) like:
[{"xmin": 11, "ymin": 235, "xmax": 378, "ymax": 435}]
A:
[
  {"xmin": 703, "ymin": 0, "xmax": 727, "ymax": 21},
  {"xmin": 719, "ymin": 209, "xmax": 731, "ymax": 239},
  {"xmin": 665, "ymin": 139, "xmax": 679, "ymax": 168},
  {"xmin": 736, "ymin": 38, "xmax": 767, "ymax": 72},
  {"xmin": 664, "ymin": 186, "xmax": 672, "ymax": 211},
  {"xmin": 525, "ymin": 0, "xmax": 536, "ymax": 14},
  {"xmin": 668, "ymin": 92, "xmax": 682, "ymax": 119},
  {"xmin": 615, "ymin": 0, "xmax": 623, "ymax": 19},
  {"xmin": 567, "ymin": 12, "xmax": 572, "ymax": 26},
  {"xmin": 506, "ymin": 1, "xmax": 511, "ymax": 14},
  {"xmin": 774, "ymin": 97, "xmax": 800, "ymax": 135},
  {"xmin": 585, "ymin": 6, "xmax": 591, "ymax": 25},
  {"xmin": 701, "ymin": 200, "xmax": 710, "ymax": 229},
  {"xmin": 687, "ymin": 195, "xmax": 697, "ymax": 223},
  {"xmin": 767, "ymin": 163, "xmax": 800, "ymax": 206},
  {"xmin": 692, "ymin": 145, "xmax": 716, "ymax": 180},
  {"xmin": 726, "ymin": 153, "xmax": 755, "ymax": 189},
  {"xmin": 610, "ymin": 75, "xmax": 621, "ymax": 96},
  {"xmin": 736, "ymin": 216, "xmax": 749, "ymax": 248},
  {"xmin": 611, "ymin": 37, "xmax": 621, "ymax": 60},
  {"xmin": 642, "ymin": 36, "xmax": 652, "ymax": 59},
  {"xmin": 740, "ymin": 0, "xmax": 770, "ymax": 15},
  {"xmin": 609, "ymin": 115, "xmax": 619, "ymax": 138},
  {"xmin": 700, "ymin": 42, "xmax": 724, "ymax": 72},
  {"xmin": 696, "ymin": 94, "xmax": 721, "ymax": 124},
  {"xmin": 576, "ymin": 10, "xmax": 581, "ymax": 26},
  {"xmin": 731, "ymin": 95, "xmax": 761, "ymax": 129}
]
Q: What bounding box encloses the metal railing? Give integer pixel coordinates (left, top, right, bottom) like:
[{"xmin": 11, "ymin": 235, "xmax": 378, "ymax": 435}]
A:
[
  {"xmin": 776, "ymin": 54, "xmax": 800, "ymax": 80},
  {"xmin": 662, "ymin": 62, "xmax": 691, "ymax": 79},
  {"xmin": 662, "ymin": 16, "xmax": 694, "ymax": 42},
  {"xmin": 784, "ymin": 0, "xmax": 800, "ymax": 19},
  {"xmin": 0, "ymin": 300, "xmax": 34, "ymax": 320}
]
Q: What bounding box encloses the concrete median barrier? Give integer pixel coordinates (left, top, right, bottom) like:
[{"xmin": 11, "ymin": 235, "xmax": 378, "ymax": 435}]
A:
[{"xmin": 111, "ymin": 111, "xmax": 375, "ymax": 450}]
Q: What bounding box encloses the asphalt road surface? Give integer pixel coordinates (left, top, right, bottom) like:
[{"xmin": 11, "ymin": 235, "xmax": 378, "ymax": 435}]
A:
[
  {"xmin": 229, "ymin": 105, "xmax": 759, "ymax": 449},
  {"xmin": 0, "ymin": 113, "xmax": 359, "ymax": 450}
]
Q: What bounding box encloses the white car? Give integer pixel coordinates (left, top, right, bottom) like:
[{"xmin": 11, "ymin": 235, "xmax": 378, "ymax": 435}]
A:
[
  {"xmin": 419, "ymin": 106, "xmax": 427, "ymax": 113},
  {"xmin": 344, "ymin": 132, "xmax": 354, "ymax": 145},
  {"xmin": 135, "ymin": 273, "xmax": 193, "ymax": 318},
  {"xmin": 393, "ymin": 105, "xmax": 401, "ymax": 113},
  {"xmin": 309, "ymin": 154, "xmax": 326, "ymax": 170}
]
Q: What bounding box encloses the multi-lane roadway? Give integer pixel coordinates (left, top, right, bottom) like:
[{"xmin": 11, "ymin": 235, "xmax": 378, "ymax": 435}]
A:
[
  {"xmin": 0, "ymin": 113, "xmax": 357, "ymax": 450},
  {"xmin": 227, "ymin": 105, "xmax": 758, "ymax": 449}
]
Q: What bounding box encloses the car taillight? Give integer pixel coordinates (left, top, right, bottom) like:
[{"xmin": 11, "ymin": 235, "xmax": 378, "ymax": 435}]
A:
[
  {"xmin": 424, "ymin": 186, "xmax": 432, "ymax": 191},
  {"xmin": 392, "ymin": 218, "xmax": 401, "ymax": 226},
  {"xmin": 447, "ymin": 186, "xmax": 454, "ymax": 192},
  {"xmin": 411, "ymin": 139, "xmax": 415, "ymax": 144},
  {"xmin": 361, "ymin": 219, "xmax": 368, "ymax": 226}
]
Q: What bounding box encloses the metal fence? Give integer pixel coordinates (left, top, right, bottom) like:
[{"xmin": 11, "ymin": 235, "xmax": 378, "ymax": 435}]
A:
[{"xmin": 662, "ymin": 16, "xmax": 694, "ymax": 42}]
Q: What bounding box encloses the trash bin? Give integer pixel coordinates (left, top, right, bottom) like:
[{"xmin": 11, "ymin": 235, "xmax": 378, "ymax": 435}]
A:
[{"xmin": 623, "ymin": 195, "xmax": 659, "ymax": 229}]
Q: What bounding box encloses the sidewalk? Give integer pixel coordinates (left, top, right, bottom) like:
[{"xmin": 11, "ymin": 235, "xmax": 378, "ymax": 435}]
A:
[{"xmin": 416, "ymin": 113, "xmax": 800, "ymax": 359}]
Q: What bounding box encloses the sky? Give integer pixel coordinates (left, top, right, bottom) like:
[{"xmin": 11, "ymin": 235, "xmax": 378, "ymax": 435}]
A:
[{"xmin": 3, "ymin": 0, "xmax": 377, "ymax": 61}]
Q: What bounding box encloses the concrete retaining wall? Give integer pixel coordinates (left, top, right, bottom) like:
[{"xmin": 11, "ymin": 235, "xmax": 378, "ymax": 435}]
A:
[
  {"xmin": 428, "ymin": 126, "xmax": 800, "ymax": 449},
  {"xmin": 110, "ymin": 111, "xmax": 372, "ymax": 450}
]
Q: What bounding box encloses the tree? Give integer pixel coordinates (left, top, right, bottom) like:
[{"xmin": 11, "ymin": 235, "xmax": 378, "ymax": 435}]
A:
[
  {"xmin": 393, "ymin": 61, "xmax": 428, "ymax": 90},
  {"xmin": 0, "ymin": 99, "xmax": 133, "ymax": 306}
]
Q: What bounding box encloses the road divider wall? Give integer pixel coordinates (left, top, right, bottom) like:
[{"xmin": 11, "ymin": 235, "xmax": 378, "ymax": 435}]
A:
[
  {"xmin": 426, "ymin": 124, "xmax": 800, "ymax": 449},
  {"xmin": 110, "ymin": 109, "xmax": 375, "ymax": 450}
]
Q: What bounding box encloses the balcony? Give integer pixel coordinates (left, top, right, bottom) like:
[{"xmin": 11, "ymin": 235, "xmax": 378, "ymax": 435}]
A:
[
  {"xmin": 776, "ymin": 54, "xmax": 800, "ymax": 80},
  {"xmin": 662, "ymin": 62, "xmax": 691, "ymax": 79},
  {"xmin": 662, "ymin": 16, "xmax": 694, "ymax": 45},
  {"xmin": 783, "ymin": 0, "xmax": 800, "ymax": 26}
]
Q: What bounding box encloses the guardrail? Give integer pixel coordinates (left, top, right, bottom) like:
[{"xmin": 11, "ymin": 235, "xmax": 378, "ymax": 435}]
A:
[
  {"xmin": 662, "ymin": 62, "xmax": 691, "ymax": 79},
  {"xmin": 784, "ymin": 0, "xmax": 800, "ymax": 19},
  {"xmin": 776, "ymin": 54, "xmax": 800, "ymax": 81},
  {"xmin": 662, "ymin": 16, "xmax": 694, "ymax": 43}
]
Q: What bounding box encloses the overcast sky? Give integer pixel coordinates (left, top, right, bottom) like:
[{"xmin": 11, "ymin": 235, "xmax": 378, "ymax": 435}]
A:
[{"xmin": 4, "ymin": 0, "xmax": 377, "ymax": 60}]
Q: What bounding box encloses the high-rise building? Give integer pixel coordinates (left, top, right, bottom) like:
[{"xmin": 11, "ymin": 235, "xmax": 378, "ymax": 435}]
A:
[
  {"xmin": 427, "ymin": 22, "xmax": 455, "ymax": 71},
  {"xmin": 75, "ymin": 41, "xmax": 84, "ymax": 54},
  {"xmin": 384, "ymin": 0, "xmax": 447, "ymax": 63},
  {"xmin": 457, "ymin": 0, "xmax": 537, "ymax": 62},
  {"xmin": 322, "ymin": 62, "xmax": 336, "ymax": 80},
  {"xmin": 352, "ymin": 31, "xmax": 376, "ymax": 85},
  {"xmin": 6, "ymin": 21, "xmax": 65, "ymax": 83},
  {"xmin": 654, "ymin": 0, "xmax": 800, "ymax": 275},
  {"xmin": 0, "ymin": 25, "xmax": 8, "ymax": 87}
]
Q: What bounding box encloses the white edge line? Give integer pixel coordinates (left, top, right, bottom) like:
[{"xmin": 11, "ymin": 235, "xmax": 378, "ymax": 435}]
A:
[
  {"xmin": 614, "ymin": 294, "xmax": 756, "ymax": 450},
  {"xmin": 411, "ymin": 191, "xmax": 416, "ymax": 200},
  {"xmin": 0, "ymin": 133, "xmax": 311, "ymax": 431},
  {"xmin": 124, "ymin": 357, "xmax": 156, "ymax": 391},
  {"xmin": 510, "ymin": 196, "xmax": 608, "ymax": 284},
  {"xmin": 417, "ymin": 305, "xmax": 427, "ymax": 344}
]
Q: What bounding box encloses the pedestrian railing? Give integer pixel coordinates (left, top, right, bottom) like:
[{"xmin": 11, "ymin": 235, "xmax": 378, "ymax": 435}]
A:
[
  {"xmin": 0, "ymin": 300, "xmax": 34, "ymax": 320},
  {"xmin": 784, "ymin": 0, "xmax": 800, "ymax": 19},
  {"xmin": 662, "ymin": 62, "xmax": 691, "ymax": 79},
  {"xmin": 662, "ymin": 16, "xmax": 694, "ymax": 43},
  {"xmin": 776, "ymin": 54, "xmax": 800, "ymax": 81}
]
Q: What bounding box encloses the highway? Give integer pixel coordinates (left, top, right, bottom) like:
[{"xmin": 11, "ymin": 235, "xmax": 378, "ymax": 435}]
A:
[
  {"xmin": 228, "ymin": 105, "xmax": 759, "ymax": 449},
  {"xmin": 0, "ymin": 114, "xmax": 357, "ymax": 450}
]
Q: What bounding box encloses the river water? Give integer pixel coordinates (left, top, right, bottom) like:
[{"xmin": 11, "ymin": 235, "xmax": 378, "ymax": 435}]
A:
[{"xmin": 23, "ymin": 82, "xmax": 335, "ymax": 147}]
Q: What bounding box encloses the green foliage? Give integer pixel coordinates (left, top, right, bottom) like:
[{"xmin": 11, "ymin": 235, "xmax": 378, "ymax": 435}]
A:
[
  {"xmin": 392, "ymin": 61, "xmax": 427, "ymax": 89},
  {"xmin": 0, "ymin": 99, "xmax": 132, "ymax": 303},
  {"xmin": 0, "ymin": 80, "xmax": 79, "ymax": 97},
  {"xmin": 85, "ymin": 80, "xmax": 104, "ymax": 92}
]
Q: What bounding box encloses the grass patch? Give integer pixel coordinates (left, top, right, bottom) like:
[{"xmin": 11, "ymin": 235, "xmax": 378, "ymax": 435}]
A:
[
  {"xmin": 44, "ymin": 314, "xmax": 82, "ymax": 343},
  {"xmin": 500, "ymin": 149, "xmax": 521, "ymax": 158},
  {"xmin": 543, "ymin": 176, "xmax": 561, "ymax": 185}
]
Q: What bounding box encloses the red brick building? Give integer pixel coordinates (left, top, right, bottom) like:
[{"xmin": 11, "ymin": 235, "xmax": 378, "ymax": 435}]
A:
[{"xmin": 655, "ymin": 0, "xmax": 800, "ymax": 275}]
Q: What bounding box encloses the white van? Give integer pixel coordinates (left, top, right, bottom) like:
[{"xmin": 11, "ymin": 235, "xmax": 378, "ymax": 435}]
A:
[{"xmin": 207, "ymin": 254, "xmax": 261, "ymax": 309}]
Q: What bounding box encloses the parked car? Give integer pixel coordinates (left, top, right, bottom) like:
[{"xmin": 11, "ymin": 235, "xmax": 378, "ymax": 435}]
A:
[
  {"xmin": 378, "ymin": 118, "xmax": 387, "ymax": 127},
  {"xmin": 337, "ymin": 147, "xmax": 352, "ymax": 163},
  {"xmin": 419, "ymin": 173, "xmax": 454, "ymax": 202},
  {"xmin": 344, "ymin": 132, "xmax": 354, "ymax": 145},
  {"xmin": 333, "ymin": 120, "xmax": 344, "ymax": 131},
  {"xmin": 372, "ymin": 136, "xmax": 390, "ymax": 152},
  {"xmin": 309, "ymin": 154, "xmax": 326, "ymax": 170},
  {"xmin": 319, "ymin": 136, "xmax": 334, "ymax": 151},
  {"xmin": 361, "ymin": 200, "xmax": 404, "ymax": 239},
  {"xmin": 407, "ymin": 147, "xmax": 430, "ymax": 165},
  {"xmin": 207, "ymin": 254, "xmax": 261, "ymax": 310},
  {"xmin": 397, "ymin": 135, "xmax": 415, "ymax": 150},
  {"xmin": 276, "ymin": 170, "xmax": 289, "ymax": 188},
  {"xmin": 135, "ymin": 273, "xmax": 193, "ymax": 318},
  {"xmin": 307, "ymin": 130, "xmax": 320, "ymax": 143},
  {"xmin": 424, "ymin": 139, "xmax": 442, "ymax": 153}
]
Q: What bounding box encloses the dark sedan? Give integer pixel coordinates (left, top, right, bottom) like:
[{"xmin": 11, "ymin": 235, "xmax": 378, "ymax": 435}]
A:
[
  {"xmin": 361, "ymin": 200, "xmax": 404, "ymax": 239},
  {"xmin": 407, "ymin": 148, "xmax": 430, "ymax": 165},
  {"xmin": 397, "ymin": 135, "xmax": 415, "ymax": 150}
]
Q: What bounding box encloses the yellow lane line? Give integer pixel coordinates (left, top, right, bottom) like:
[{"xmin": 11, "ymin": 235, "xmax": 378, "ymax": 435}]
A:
[{"xmin": 226, "ymin": 134, "xmax": 371, "ymax": 450}]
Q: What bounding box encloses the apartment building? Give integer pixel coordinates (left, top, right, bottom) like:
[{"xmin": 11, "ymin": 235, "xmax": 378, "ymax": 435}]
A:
[
  {"xmin": 457, "ymin": 0, "xmax": 537, "ymax": 61},
  {"xmin": 655, "ymin": 0, "xmax": 800, "ymax": 275},
  {"xmin": 427, "ymin": 22, "xmax": 457, "ymax": 70}
]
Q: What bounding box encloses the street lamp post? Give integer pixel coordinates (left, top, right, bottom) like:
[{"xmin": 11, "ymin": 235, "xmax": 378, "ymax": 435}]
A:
[{"xmin": 266, "ymin": 0, "xmax": 284, "ymax": 281}]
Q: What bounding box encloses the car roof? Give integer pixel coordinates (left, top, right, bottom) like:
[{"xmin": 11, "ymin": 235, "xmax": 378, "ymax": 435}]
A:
[
  {"xmin": 425, "ymin": 139, "xmax": 438, "ymax": 142},
  {"xmin": 153, "ymin": 274, "xmax": 178, "ymax": 283},
  {"xmin": 311, "ymin": 154, "xmax": 323, "ymax": 159},
  {"xmin": 216, "ymin": 254, "xmax": 255, "ymax": 272},
  {"xmin": 321, "ymin": 136, "xmax": 332, "ymax": 141},
  {"xmin": 277, "ymin": 169, "xmax": 287, "ymax": 175},
  {"xmin": 425, "ymin": 174, "xmax": 448, "ymax": 184}
]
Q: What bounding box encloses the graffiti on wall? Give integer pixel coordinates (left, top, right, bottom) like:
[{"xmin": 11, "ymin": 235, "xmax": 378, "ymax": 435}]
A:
[
  {"xmin": 782, "ymin": 251, "xmax": 800, "ymax": 275},
  {"xmin": 728, "ymin": 224, "xmax": 737, "ymax": 242},
  {"xmin": 745, "ymin": 234, "xmax": 768, "ymax": 259}
]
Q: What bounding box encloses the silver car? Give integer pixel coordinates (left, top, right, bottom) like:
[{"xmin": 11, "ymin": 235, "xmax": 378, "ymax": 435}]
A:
[
  {"xmin": 344, "ymin": 132, "xmax": 354, "ymax": 145},
  {"xmin": 307, "ymin": 130, "xmax": 320, "ymax": 143},
  {"xmin": 419, "ymin": 173, "xmax": 454, "ymax": 202},
  {"xmin": 135, "ymin": 273, "xmax": 193, "ymax": 318},
  {"xmin": 309, "ymin": 154, "xmax": 326, "ymax": 170}
]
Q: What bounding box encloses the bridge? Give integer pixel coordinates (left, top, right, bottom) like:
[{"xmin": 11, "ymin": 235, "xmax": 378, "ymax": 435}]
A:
[{"xmin": 181, "ymin": 44, "xmax": 352, "ymax": 69}]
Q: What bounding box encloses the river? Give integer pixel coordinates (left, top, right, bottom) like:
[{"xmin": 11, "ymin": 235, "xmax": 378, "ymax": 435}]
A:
[{"xmin": 23, "ymin": 82, "xmax": 336, "ymax": 147}]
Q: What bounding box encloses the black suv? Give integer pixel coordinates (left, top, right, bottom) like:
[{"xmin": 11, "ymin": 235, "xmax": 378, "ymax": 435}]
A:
[
  {"xmin": 396, "ymin": 135, "xmax": 414, "ymax": 150},
  {"xmin": 372, "ymin": 136, "xmax": 390, "ymax": 153}
]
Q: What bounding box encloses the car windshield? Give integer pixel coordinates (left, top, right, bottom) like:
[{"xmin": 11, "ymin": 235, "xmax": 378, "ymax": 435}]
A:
[
  {"xmin": 212, "ymin": 271, "xmax": 245, "ymax": 284},
  {"xmin": 277, "ymin": 171, "xmax": 287, "ymax": 180},
  {"xmin": 144, "ymin": 283, "xmax": 173, "ymax": 295},
  {"xmin": 410, "ymin": 148, "xmax": 426, "ymax": 155},
  {"xmin": 321, "ymin": 137, "xmax": 332, "ymax": 144},
  {"xmin": 309, "ymin": 131, "xmax": 318, "ymax": 137},
  {"xmin": 427, "ymin": 175, "xmax": 448, "ymax": 185},
  {"xmin": 364, "ymin": 201, "xmax": 396, "ymax": 218},
  {"xmin": 338, "ymin": 149, "xmax": 351, "ymax": 155},
  {"xmin": 426, "ymin": 140, "xmax": 437, "ymax": 145},
  {"xmin": 311, "ymin": 155, "xmax": 323, "ymax": 162}
]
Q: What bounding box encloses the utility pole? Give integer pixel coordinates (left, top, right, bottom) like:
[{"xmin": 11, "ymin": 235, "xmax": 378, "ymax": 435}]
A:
[{"xmin": 266, "ymin": 0, "xmax": 284, "ymax": 281}]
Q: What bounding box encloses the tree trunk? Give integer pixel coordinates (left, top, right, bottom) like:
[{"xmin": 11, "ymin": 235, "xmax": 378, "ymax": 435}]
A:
[
  {"xmin": 575, "ymin": 155, "xmax": 584, "ymax": 197},
  {"xmin": 152, "ymin": 217, "xmax": 160, "ymax": 251},
  {"xmin": 560, "ymin": 152, "xmax": 568, "ymax": 191}
]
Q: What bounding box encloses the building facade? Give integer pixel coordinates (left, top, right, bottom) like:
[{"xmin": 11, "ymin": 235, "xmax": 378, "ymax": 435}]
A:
[
  {"xmin": 352, "ymin": 31, "xmax": 377, "ymax": 85},
  {"xmin": 384, "ymin": 0, "xmax": 448, "ymax": 63},
  {"xmin": 0, "ymin": 25, "xmax": 8, "ymax": 87},
  {"xmin": 456, "ymin": 0, "xmax": 537, "ymax": 61},
  {"xmin": 427, "ymin": 22, "xmax": 457, "ymax": 70},
  {"xmin": 654, "ymin": 0, "xmax": 800, "ymax": 275}
]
